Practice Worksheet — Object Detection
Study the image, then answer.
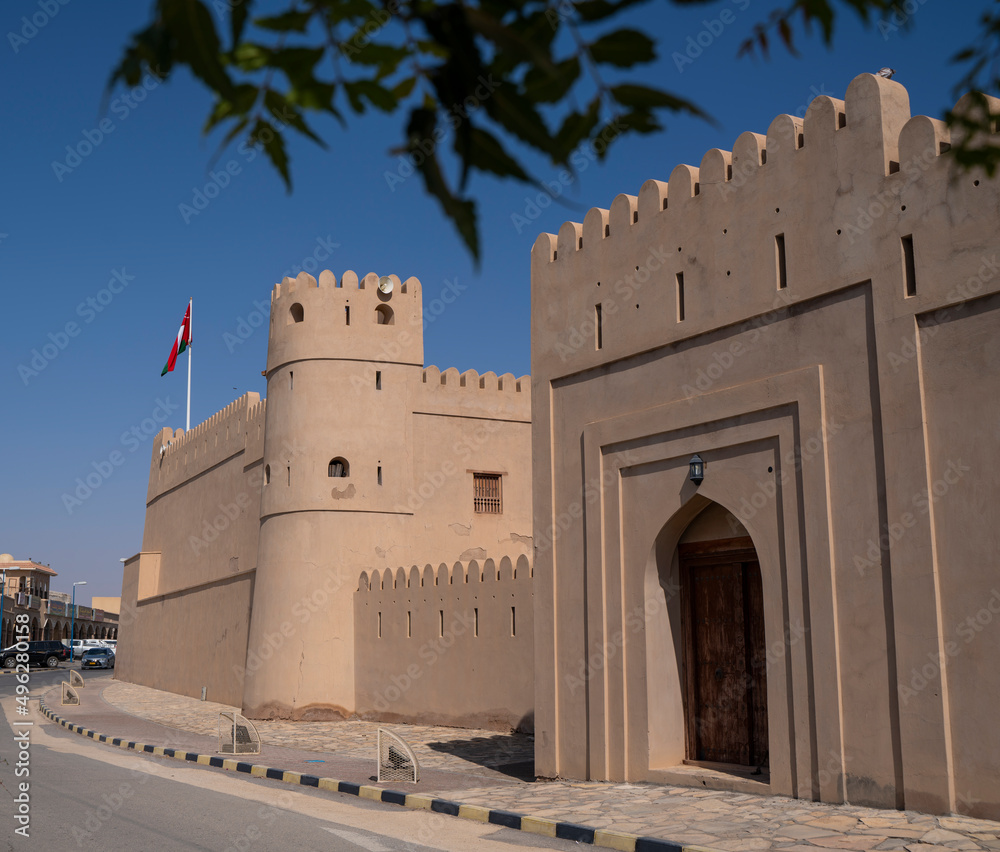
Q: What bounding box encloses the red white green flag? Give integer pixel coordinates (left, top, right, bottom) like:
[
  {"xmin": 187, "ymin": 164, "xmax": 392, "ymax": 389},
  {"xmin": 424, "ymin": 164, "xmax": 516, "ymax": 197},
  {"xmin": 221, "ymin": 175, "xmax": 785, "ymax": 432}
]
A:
[{"xmin": 161, "ymin": 303, "xmax": 192, "ymax": 376}]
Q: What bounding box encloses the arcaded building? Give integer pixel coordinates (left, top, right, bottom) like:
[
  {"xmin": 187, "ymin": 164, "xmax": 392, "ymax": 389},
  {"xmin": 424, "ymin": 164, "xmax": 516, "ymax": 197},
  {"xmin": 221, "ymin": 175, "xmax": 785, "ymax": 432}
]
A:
[
  {"xmin": 530, "ymin": 74, "xmax": 1000, "ymax": 817},
  {"xmin": 118, "ymin": 270, "xmax": 533, "ymax": 729}
]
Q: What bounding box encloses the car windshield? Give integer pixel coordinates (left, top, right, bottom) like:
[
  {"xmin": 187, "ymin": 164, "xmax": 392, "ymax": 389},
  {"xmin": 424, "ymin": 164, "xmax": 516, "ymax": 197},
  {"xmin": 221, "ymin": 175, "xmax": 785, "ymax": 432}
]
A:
[{"xmin": 82, "ymin": 649, "xmax": 108, "ymax": 657}]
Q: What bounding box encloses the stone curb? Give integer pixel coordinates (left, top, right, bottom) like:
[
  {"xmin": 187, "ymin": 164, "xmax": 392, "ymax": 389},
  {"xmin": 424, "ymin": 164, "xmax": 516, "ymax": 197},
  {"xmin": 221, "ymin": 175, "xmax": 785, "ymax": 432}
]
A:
[{"xmin": 39, "ymin": 697, "xmax": 697, "ymax": 852}]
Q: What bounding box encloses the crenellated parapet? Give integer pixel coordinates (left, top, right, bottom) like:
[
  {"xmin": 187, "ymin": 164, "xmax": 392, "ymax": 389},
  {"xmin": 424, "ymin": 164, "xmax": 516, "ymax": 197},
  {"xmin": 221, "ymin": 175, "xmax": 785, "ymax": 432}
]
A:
[
  {"xmin": 531, "ymin": 74, "xmax": 1000, "ymax": 380},
  {"xmin": 267, "ymin": 269, "xmax": 423, "ymax": 373},
  {"xmin": 417, "ymin": 366, "xmax": 531, "ymax": 421},
  {"xmin": 359, "ymin": 554, "xmax": 532, "ymax": 593},
  {"xmin": 147, "ymin": 392, "xmax": 265, "ymax": 502}
]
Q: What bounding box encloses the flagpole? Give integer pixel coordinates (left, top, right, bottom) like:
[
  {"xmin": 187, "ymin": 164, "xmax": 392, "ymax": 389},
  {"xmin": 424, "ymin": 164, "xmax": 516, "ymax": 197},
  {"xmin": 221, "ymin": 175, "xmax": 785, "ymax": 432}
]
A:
[{"xmin": 186, "ymin": 298, "xmax": 192, "ymax": 431}]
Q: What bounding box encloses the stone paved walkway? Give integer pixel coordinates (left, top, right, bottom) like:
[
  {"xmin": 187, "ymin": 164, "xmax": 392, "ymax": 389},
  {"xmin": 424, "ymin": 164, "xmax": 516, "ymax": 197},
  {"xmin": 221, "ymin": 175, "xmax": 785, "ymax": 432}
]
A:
[
  {"xmin": 98, "ymin": 680, "xmax": 1000, "ymax": 851},
  {"xmin": 102, "ymin": 681, "xmax": 533, "ymax": 776}
]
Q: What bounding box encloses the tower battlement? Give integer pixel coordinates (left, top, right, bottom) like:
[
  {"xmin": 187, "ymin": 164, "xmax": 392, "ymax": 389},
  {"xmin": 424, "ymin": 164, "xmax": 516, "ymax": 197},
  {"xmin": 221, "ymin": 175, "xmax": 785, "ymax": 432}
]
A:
[
  {"xmin": 267, "ymin": 268, "xmax": 423, "ymax": 373},
  {"xmin": 531, "ymin": 74, "xmax": 1000, "ymax": 380},
  {"xmin": 271, "ymin": 269, "xmax": 421, "ymax": 300}
]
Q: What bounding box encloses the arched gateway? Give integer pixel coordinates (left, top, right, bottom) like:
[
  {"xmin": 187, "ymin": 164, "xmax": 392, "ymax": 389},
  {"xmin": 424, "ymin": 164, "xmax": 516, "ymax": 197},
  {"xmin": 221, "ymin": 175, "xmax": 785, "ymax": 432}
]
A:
[{"xmin": 650, "ymin": 500, "xmax": 769, "ymax": 777}]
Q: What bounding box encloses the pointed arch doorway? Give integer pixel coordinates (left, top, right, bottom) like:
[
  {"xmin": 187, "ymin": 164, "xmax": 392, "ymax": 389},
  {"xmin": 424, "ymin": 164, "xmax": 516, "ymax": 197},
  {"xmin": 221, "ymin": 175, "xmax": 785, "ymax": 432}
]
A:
[{"xmin": 677, "ymin": 506, "xmax": 769, "ymax": 773}]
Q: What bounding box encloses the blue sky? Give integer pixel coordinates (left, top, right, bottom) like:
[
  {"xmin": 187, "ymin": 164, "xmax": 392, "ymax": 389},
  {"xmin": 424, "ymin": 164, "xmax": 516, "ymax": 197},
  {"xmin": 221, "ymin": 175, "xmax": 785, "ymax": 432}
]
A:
[{"xmin": 0, "ymin": 0, "xmax": 988, "ymax": 600}]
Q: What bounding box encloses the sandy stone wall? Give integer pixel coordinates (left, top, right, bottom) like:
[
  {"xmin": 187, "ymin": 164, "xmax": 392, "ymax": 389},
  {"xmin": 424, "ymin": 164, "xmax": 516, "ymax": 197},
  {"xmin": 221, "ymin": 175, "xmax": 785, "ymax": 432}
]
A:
[
  {"xmin": 354, "ymin": 556, "xmax": 533, "ymax": 731},
  {"xmin": 531, "ymin": 73, "xmax": 1000, "ymax": 817}
]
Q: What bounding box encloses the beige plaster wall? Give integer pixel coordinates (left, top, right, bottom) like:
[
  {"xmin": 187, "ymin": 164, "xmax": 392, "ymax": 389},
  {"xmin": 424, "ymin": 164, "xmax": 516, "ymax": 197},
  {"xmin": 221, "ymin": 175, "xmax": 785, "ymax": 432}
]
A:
[
  {"xmin": 116, "ymin": 554, "xmax": 254, "ymax": 706},
  {"xmin": 116, "ymin": 393, "xmax": 266, "ymax": 704},
  {"xmin": 354, "ymin": 556, "xmax": 533, "ymax": 731},
  {"xmin": 531, "ymin": 74, "xmax": 1000, "ymax": 817}
]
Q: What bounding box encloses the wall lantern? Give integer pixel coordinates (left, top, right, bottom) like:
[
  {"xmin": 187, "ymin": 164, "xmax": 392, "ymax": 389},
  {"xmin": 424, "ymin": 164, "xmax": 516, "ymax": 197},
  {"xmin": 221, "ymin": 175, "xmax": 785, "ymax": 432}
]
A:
[{"xmin": 688, "ymin": 454, "xmax": 705, "ymax": 486}]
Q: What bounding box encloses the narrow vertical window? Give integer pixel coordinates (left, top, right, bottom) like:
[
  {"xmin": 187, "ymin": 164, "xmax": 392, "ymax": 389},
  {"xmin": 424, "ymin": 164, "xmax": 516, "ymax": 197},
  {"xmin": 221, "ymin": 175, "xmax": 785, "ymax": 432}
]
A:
[
  {"xmin": 377, "ymin": 465, "xmax": 382, "ymax": 486},
  {"xmin": 902, "ymin": 235, "xmax": 916, "ymax": 297},
  {"xmin": 676, "ymin": 272, "xmax": 685, "ymax": 322},
  {"xmin": 474, "ymin": 608, "xmax": 479, "ymax": 637},
  {"xmin": 378, "ymin": 611, "xmax": 382, "ymax": 638},
  {"xmin": 595, "ymin": 304, "xmax": 603, "ymax": 350},
  {"xmin": 439, "ymin": 610, "xmax": 444, "ymax": 637},
  {"xmin": 375, "ymin": 370, "xmax": 381, "ymax": 390},
  {"xmin": 345, "ymin": 305, "xmax": 351, "ymax": 325},
  {"xmin": 407, "ymin": 611, "xmax": 412, "ymax": 638},
  {"xmin": 289, "ymin": 370, "xmax": 294, "ymax": 390},
  {"xmin": 511, "ymin": 606, "xmax": 516, "ymax": 637},
  {"xmin": 775, "ymin": 234, "xmax": 787, "ymax": 290}
]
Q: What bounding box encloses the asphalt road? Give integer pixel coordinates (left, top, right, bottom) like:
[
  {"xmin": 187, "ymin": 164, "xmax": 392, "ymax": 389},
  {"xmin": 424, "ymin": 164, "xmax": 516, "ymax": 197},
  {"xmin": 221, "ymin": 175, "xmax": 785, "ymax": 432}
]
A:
[{"xmin": 0, "ymin": 667, "xmax": 569, "ymax": 852}]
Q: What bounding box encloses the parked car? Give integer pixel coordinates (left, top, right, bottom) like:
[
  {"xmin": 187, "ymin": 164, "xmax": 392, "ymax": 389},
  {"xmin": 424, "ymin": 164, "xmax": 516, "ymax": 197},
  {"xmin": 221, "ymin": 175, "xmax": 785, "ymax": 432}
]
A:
[
  {"xmin": 70, "ymin": 639, "xmax": 111, "ymax": 658},
  {"xmin": 80, "ymin": 647, "xmax": 115, "ymax": 670},
  {"xmin": 1, "ymin": 640, "xmax": 71, "ymax": 669}
]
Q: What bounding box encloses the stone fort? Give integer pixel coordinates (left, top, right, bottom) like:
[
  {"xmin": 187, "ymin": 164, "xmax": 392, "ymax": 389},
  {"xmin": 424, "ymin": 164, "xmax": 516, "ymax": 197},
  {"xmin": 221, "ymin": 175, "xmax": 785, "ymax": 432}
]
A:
[
  {"xmin": 119, "ymin": 269, "xmax": 534, "ymax": 730},
  {"xmin": 120, "ymin": 74, "xmax": 1000, "ymax": 818}
]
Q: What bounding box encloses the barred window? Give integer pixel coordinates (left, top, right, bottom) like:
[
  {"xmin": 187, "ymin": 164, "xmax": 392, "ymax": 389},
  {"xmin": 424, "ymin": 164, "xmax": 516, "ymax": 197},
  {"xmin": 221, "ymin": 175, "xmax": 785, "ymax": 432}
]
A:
[{"xmin": 473, "ymin": 473, "xmax": 502, "ymax": 514}]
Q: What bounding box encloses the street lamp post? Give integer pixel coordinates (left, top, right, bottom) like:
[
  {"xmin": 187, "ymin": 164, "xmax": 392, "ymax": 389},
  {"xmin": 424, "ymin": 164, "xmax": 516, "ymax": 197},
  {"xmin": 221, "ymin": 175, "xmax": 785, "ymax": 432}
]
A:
[
  {"xmin": 70, "ymin": 581, "xmax": 87, "ymax": 661},
  {"xmin": 0, "ymin": 569, "xmax": 6, "ymax": 648}
]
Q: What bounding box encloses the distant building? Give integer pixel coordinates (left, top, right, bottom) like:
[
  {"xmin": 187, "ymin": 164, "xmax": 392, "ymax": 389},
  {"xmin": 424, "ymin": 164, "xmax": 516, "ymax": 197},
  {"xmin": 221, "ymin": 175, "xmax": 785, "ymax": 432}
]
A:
[
  {"xmin": 0, "ymin": 554, "xmax": 118, "ymax": 647},
  {"xmin": 530, "ymin": 74, "xmax": 1000, "ymax": 817},
  {"xmin": 118, "ymin": 271, "xmax": 533, "ymax": 730}
]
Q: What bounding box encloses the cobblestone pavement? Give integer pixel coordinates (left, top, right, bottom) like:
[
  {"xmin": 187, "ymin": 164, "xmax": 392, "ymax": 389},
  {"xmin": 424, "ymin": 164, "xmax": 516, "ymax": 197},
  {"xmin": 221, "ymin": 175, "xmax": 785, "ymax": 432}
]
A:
[
  {"xmin": 450, "ymin": 783, "xmax": 1000, "ymax": 851},
  {"xmin": 102, "ymin": 681, "xmax": 533, "ymax": 775},
  {"xmin": 101, "ymin": 681, "xmax": 1000, "ymax": 851}
]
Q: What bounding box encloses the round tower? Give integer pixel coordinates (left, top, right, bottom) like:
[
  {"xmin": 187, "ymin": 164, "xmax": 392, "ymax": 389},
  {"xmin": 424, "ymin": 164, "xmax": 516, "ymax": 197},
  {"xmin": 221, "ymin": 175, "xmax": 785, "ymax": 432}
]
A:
[{"xmin": 242, "ymin": 269, "xmax": 423, "ymax": 719}]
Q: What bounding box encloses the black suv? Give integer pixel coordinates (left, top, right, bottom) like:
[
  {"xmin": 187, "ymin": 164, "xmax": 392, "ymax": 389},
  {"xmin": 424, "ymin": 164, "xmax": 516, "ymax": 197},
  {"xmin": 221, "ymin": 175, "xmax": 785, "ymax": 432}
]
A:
[{"xmin": 1, "ymin": 640, "xmax": 71, "ymax": 669}]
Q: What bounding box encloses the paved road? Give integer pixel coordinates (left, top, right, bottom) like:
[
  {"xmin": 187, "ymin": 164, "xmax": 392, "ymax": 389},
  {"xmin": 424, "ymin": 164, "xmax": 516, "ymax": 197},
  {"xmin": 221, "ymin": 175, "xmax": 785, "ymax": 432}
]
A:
[{"xmin": 0, "ymin": 668, "xmax": 569, "ymax": 852}]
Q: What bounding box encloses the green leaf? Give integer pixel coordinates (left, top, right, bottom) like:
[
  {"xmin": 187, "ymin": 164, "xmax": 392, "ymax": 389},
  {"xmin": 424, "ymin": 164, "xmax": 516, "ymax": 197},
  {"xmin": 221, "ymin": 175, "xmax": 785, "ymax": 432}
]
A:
[
  {"xmin": 255, "ymin": 9, "xmax": 312, "ymax": 33},
  {"xmin": 161, "ymin": 0, "xmax": 236, "ymax": 98},
  {"xmin": 573, "ymin": 0, "xmax": 651, "ymax": 23},
  {"xmin": 416, "ymin": 39, "xmax": 450, "ymax": 60},
  {"xmin": 203, "ymin": 83, "xmax": 259, "ymax": 133},
  {"xmin": 463, "ymin": 7, "xmax": 556, "ymax": 72},
  {"xmin": 607, "ymin": 109, "xmax": 661, "ymax": 140},
  {"xmin": 392, "ymin": 76, "xmax": 418, "ymax": 100},
  {"xmin": 484, "ymin": 84, "xmax": 561, "ymax": 161},
  {"xmin": 523, "ymin": 56, "xmax": 580, "ymax": 104},
  {"xmin": 323, "ymin": 0, "xmax": 378, "ymax": 24},
  {"xmin": 230, "ymin": 42, "xmax": 272, "ymax": 71},
  {"xmin": 611, "ymin": 83, "xmax": 706, "ymax": 118},
  {"xmin": 344, "ymin": 79, "xmax": 398, "ymax": 113},
  {"xmin": 230, "ymin": 0, "xmax": 250, "ymax": 49},
  {"xmin": 554, "ymin": 96, "xmax": 602, "ymax": 160},
  {"xmin": 342, "ymin": 40, "xmax": 409, "ymax": 76},
  {"xmin": 264, "ymin": 89, "xmax": 327, "ymax": 147},
  {"xmin": 287, "ymin": 79, "xmax": 341, "ymax": 121},
  {"xmin": 269, "ymin": 46, "xmax": 325, "ymax": 85},
  {"xmin": 406, "ymin": 107, "xmax": 480, "ymax": 262},
  {"xmin": 464, "ymin": 127, "xmax": 532, "ymax": 181},
  {"xmin": 589, "ymin": 28, "xmax": 655, "ymax": 68},
  {"xmin": 249, "ymin": 118, "xmax": 291, "ymax": 190}
]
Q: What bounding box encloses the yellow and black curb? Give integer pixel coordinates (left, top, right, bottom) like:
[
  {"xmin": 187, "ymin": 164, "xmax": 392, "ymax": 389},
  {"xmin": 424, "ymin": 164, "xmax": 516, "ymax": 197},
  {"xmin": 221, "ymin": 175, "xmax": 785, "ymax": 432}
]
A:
[{"xmin": 39, "ymin": 698, "xmax": 687, "ymax": 852}]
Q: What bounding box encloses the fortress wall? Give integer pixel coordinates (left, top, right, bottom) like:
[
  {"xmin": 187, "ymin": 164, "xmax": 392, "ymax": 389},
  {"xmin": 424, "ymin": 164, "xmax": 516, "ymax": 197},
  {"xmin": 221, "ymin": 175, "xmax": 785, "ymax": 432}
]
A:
[
  {"xmin": 117, "ymin": 554, "xmax": 253, "ymax": 707},
  {"xmin": 417, "ymin": 366, "xmax": 531, "ymax": 420},
  {"xmin": 142, "ymin": 392, "xmax": 266, "ymax": 598},
  {"xmin": 147, "ymin": 392, "xmax": 266, "ymax": 501},
  {"xmin": 354, "ymin": 556, "xmax": 533, "ymax": 731},
  {"xmin": 135, "ymin": 393, "xmax": 267, "ymax": 704},
  {"xmin": 531, "ymin": 74, "xmax": 1000, "ymax": 815},
  {"xmin": 400, "ymin": 407, "xmax": 533, "ymax": 565}
]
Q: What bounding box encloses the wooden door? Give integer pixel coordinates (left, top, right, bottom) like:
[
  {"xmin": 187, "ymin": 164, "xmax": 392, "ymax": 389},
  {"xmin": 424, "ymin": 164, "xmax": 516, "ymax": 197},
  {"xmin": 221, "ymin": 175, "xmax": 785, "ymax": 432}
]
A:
[{"xmin": 680, "ymin": 537, "xmax": 768, "ymax": 768}]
